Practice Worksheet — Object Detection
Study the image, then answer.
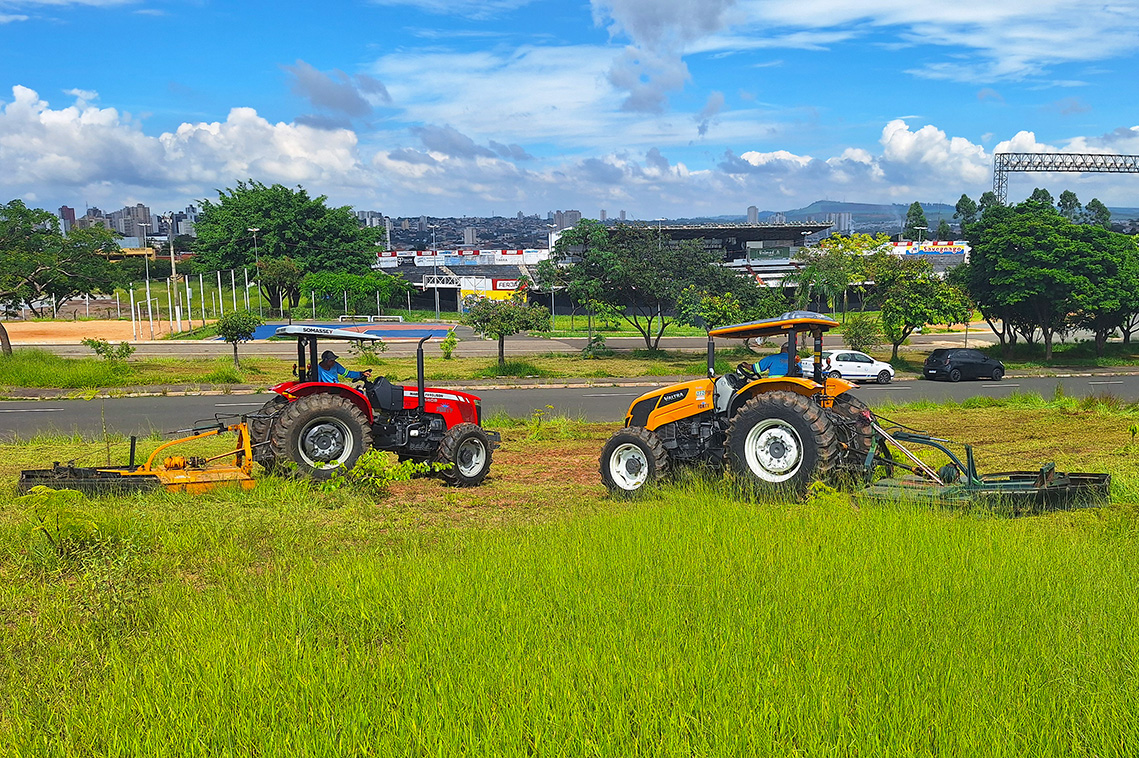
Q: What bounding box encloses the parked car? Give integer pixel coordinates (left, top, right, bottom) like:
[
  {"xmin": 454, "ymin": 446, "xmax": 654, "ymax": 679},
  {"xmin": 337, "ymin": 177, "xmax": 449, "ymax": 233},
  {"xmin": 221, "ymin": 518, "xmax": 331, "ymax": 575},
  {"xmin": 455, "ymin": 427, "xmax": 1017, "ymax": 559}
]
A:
[
  {"xmin": 923, "ymin": 348, "xmax": 1005, "ymax": 382},
  {"xmin": 800, "ymin": 350, "xmax": 895, "ymax": 384}
]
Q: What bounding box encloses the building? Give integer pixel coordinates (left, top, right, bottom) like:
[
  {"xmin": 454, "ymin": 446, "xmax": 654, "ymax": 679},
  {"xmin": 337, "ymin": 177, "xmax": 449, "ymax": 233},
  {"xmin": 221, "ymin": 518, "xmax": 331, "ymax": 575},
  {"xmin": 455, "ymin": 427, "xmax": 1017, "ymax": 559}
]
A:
[
  {"xmin": 463, "ymin": 226, "xmax": 478, "ymax": 246},
  {"xmin": 747, "ymin": 205, "xmax": 758, "ymax": 224},
  {"xmin": 58, "ymin": 206, "xmax": 76, "ymax": 233},
  {"xmin": 600, "ymin": 209, "xmax": 607, "ymax": 221},
  {"xmin": 826, "ymin": 212, "xmax": 853, "ymax": 235},
  {"xmin": 619, "ymin": 210, "xmax": 627, "ymax": 222}
]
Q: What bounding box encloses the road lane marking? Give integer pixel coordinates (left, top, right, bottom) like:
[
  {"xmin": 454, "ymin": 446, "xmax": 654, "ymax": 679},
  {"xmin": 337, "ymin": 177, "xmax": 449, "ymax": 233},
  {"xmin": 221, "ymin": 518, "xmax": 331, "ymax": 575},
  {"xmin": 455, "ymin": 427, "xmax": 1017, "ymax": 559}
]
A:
[
  {"xmin": 1089, "ymin": 381, "xmax": 1123, "ymax": 385},
  {"xmin": 214, "ymin": 402, "xmax": 268, "ymax": 407},
  {"xmin": 582, "ymin": 393, "xmax": 640, "ymax": 397},
  {"xmin": 0, "ymin": 408, "xmax": 65, "ymax": 413},
  {"xmin": 982, "ymin": 383, "xmax": 1019, "ymax": 388}
]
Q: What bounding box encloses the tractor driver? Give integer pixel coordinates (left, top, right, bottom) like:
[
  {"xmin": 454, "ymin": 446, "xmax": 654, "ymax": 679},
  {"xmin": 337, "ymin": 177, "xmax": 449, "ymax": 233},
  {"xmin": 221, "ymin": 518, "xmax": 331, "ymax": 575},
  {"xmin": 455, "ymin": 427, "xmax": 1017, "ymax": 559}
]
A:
[
  {"xmin": 316, "ymin": 350, "xmax": 372, "ymax": 384},
  {"xmin": 755, "ymin": 341, "xmax": 790, "ymax": 378}
]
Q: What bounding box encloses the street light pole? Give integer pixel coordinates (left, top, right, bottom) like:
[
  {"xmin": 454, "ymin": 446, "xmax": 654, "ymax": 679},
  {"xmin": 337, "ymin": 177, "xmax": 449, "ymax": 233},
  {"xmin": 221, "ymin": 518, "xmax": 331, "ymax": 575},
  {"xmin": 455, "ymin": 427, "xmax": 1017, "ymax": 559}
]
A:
[
  {"xmin": 248, "ymin": 227, "xmax": 262, "ymax": 318},
  {"xmin": 429, "ymin": 224, "xmax": 440, "ymax": 321},
  {"xmin": 138, "ymin": 223, "xmax": 154, "ymax": 339},
  {"xmin": 914, "ymin": 225, "xmax": 928, "ymax": 245},
  {"xmin": 166, "ymin": 214, "xmax": 184, "ymax": 332}
]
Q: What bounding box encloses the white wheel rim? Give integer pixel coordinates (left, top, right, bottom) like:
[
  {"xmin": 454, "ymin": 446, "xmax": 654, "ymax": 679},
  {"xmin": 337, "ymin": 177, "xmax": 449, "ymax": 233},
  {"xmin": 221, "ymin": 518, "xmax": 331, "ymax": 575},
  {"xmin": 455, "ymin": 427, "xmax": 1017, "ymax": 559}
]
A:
[
  {"xmin": 456, "ymin": 437, "xmax": 488, "ymax": 477},
  {"xmin": 610, "ymin": 442, "xmax": 650, "ymax": 490},
  {"xmin": 299, "ymin": 418, "xmax": 353, "ymax": 468},
  {"xmin": 743, "ymin": 419, "xmax": 803, "ymax": 483}
]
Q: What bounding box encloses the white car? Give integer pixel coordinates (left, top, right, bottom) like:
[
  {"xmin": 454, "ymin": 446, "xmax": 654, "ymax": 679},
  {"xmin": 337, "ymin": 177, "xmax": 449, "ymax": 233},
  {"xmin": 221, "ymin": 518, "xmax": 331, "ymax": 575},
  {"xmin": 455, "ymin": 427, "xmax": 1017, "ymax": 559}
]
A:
[{"xmin": 800, "ymin": 350, "xmax": 895, "ymax": 384}]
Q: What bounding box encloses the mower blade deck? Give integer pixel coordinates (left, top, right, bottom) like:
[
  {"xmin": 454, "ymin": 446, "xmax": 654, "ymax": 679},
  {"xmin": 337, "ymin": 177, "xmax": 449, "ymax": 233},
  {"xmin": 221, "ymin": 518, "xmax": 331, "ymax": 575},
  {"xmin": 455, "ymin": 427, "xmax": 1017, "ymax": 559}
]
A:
[
  {"xmin": 19, "ymin": 465, "xmax": 163, "ymax": 496},
  {"xmin": 863, "ymin": 471, "xmax": 1111, "ymax": 515}
]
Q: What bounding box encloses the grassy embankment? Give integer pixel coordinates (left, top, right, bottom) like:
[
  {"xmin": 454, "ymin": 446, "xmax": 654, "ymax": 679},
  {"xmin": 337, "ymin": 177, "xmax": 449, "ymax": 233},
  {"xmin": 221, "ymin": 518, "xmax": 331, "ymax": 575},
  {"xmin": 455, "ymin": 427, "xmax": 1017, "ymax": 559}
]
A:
[{"xmin": 3, "ymin": 394, "xmax": 1139, "ymax": 754}]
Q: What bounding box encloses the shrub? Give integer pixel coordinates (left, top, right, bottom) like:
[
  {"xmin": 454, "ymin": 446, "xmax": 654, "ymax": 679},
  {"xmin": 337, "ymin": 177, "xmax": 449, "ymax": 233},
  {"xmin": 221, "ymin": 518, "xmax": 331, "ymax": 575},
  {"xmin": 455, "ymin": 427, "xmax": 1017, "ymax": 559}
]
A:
[
  {"xmin": 842, "ymin": 312, "xmax": 884, "ymax": 353},
  {"xmin": 81, "ymin": 337, "xmax": 135, "ymax": 362},
  {"xmin": 440, "ymin": 330, "xmax": 458, "ymax": 360}
]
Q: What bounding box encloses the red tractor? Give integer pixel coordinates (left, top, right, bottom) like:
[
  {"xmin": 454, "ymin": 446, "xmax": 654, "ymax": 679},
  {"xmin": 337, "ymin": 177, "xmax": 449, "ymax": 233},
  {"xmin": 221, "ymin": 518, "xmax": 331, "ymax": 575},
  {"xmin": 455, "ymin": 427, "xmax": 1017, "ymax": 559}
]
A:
[{"xmin": 249, "ymin": 325, "xmax": 499, "ymax": 486}]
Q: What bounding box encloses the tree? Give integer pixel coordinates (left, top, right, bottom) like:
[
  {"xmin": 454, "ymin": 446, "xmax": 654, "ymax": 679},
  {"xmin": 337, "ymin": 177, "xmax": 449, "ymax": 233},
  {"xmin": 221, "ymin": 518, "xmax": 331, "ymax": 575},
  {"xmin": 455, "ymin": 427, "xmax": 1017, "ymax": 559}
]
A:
[
  {"xmin": 258, "ymin": 256, "xmax": 305, "ymax": 314},
  {"xmin": 215, "ymin": 310, "xmax": 263, "ymax": 368},
  {"xmin": 867, "ymin": 253, "xmax": 971, "ymax": 360},
  {"xmin": 1026, "ymin": 187, "xmax": 1055, "ymax": 208},
  {"xmin": 977, "ymin": 191, "xmax": 1002, "ymax": 216},
  {"xmin": 193, "ymin": 180, "xmax": 383, "ymax": 276},
  {"xmin": 1084, "ymin": 198, "xmax": 1111, "ymax": 229},
  {"xmin": 954, "ymin": 194, "xmax": 978, "ymax": 226},
  {"xmin": 1058, "ymin": 190, "xmax": 1082, "ymax": 221},
  {"xmin": 554, "ymin": 221, "xmax": 743, "ymax": 349},
  {"xmin": 902, "ymin": 201, "xmax": 928, "ymax": 240},
  {"xmin": 0, "ymin": 200, "xmax": 122, "ymax": 355},
  {"xmin": 783, "ymin": 242, "xmax": 855, "ymax": 316},
  {"xmin": 936, "ymin": 219, "xmax": 953, "ymax": 240},
  {"xmin": 1069, "ymin": 225, "xmax": 1139, "ymax": 356},
  {"xmin": 460, "ymin": 286, "xmax": 551, "ymax": 365},
  {"xmin": 302, "ymin": 270, "xmax": 412, "ymax": 316}
]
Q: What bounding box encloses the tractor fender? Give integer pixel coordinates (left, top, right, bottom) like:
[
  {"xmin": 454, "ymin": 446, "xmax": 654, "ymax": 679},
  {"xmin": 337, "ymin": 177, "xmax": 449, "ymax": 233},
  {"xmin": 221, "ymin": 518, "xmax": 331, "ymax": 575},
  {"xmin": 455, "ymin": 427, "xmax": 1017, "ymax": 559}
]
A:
[
  {"xmin": 727, "ymin": 376, "xmax": 857, "ymax": 417},
  {"xmin": 272, "ymin": 381, "xmax": 374, "ymax": 423}
]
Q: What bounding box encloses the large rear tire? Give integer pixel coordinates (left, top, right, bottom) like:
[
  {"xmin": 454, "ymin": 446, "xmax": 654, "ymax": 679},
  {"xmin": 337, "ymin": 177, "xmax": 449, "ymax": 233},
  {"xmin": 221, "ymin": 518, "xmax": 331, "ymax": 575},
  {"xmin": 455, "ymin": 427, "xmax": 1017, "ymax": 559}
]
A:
[
  {"xmin": 600, "ymin": 427, "xmax": 669, "ymax": 497},
  {"xmin": 270, "ymin": 394, "xmax": 371, "ymax": 480},
  {"xmin": 726, "ymin": 391, "xmax": 839, "ymax": 495},
  {"xmin": 436, "ymin": 423, "xmax": 493, "ymax": 487},
  {"xmin": 249, "ymin": 396, "xmax": 288, "ymax": 470}
]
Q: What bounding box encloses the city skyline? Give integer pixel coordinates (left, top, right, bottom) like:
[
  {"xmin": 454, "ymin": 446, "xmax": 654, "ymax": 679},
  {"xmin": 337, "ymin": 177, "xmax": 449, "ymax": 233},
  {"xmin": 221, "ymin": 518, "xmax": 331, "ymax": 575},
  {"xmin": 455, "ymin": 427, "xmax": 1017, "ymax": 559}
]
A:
[{"xmin": 1, "ymin": 0, "xmax": 1138, "ymax": 217}]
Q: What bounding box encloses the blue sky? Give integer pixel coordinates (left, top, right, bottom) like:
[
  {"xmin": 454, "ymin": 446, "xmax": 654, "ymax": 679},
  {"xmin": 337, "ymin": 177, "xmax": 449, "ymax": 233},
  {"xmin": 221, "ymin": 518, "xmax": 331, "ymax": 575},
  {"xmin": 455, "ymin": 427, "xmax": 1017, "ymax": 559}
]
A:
[{"xmin": 1, "ymin": 0, "xmax": 1138, "ymax": 218}]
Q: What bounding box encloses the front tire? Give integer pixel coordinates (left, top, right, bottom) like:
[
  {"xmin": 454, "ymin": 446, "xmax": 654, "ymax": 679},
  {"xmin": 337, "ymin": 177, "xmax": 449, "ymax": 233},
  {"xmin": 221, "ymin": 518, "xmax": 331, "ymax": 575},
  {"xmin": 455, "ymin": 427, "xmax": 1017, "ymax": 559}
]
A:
[
  {"xmin": 876, "ymin": 370, "xmax": 892, "ymax": 385},
  {"xmin": 726, "ymin": 391, "xmax": 839, "ymax": 495},
  {"xmin": 436, "ymin": 423, "xmax": 493, "ymax": 487},
  {"xmin": 270, "ymin": 394, "xmax": 371, "ymax": 480},
  {"xmin": 992, "ymin": 367, "xmax": 1004, "ymax": 381},
  {"xmin": 827, "ymin": 370, "xmax": 842, "ymax": 379},
  {"xmin": 948, "ymin": 368, "xmax": 962, "ymax": 383},
  {"xmin": 600, "ymin": 427, "xmax": 669, "ymax": 496}
]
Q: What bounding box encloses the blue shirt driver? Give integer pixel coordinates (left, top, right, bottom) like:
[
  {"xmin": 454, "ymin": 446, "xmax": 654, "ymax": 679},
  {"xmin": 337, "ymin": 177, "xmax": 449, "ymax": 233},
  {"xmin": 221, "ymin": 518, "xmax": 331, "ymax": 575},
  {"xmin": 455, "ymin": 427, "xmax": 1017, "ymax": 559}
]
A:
[{"xmin": 316, "ymin": 350, "xmax": 372, "ymax": 384}]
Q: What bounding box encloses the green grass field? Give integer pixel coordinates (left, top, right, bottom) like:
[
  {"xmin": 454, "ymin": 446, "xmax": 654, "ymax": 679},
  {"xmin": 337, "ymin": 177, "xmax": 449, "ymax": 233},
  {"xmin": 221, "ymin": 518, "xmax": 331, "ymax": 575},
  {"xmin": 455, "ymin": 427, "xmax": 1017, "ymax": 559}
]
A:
[{"xmin": 3, "ymin": 396, "xmax": 1139, "ymax": 754}]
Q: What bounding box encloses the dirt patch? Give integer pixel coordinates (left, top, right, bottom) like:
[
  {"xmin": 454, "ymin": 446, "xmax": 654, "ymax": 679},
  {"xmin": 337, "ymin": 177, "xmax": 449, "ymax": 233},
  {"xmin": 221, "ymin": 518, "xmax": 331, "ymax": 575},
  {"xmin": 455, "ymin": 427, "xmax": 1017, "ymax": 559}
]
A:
[{"xmin": 2, "ymin": 319, "xmax": 171, "ymax": 344}]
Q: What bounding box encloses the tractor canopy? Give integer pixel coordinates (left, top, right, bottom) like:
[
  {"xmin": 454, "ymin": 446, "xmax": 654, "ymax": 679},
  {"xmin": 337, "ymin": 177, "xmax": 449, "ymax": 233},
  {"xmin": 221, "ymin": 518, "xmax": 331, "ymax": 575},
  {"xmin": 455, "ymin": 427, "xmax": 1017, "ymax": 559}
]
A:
[
  {"xmin": 708, "ymin": 311, "xmax": 839, "ymax": 342},
  {"xmin": 274, "ymin": 325, "xmax": 386, "ymax": 342}
]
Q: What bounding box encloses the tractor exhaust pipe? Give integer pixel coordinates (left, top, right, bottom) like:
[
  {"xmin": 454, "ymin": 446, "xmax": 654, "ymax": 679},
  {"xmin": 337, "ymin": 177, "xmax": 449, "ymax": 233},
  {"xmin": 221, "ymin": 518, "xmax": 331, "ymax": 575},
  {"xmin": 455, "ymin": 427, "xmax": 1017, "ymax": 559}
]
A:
[
  {"xmin": 707, "ymin": 332, "xmax": 715, "ymax": 378},
  {"xmin": 416, "ymin": 334, "xmax": 431, "ymax": 410}
]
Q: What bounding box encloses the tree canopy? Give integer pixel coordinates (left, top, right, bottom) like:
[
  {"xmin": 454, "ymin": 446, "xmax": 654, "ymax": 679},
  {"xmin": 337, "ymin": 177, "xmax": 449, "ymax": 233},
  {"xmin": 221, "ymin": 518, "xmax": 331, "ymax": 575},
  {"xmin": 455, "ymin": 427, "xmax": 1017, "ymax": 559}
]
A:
[
  {"xmin": 460, "ymin": 284, "xmax": 551, "ymax": 365},
  {"xmin": 553, "ymin": 220, "xmax": 774, "ymax": 349},
  {"xmin": 193, "ymin": 180, "xmax": 383, "ymax": 286},
  {"xmin": 902, "ymin": 202, "xmax": 928, "ymax": 240},
  {"xmin": 0, "ymin": 200, "xmax": 122, "ymax": 355},
  {"xmin": 302, "ymin": 270, "xmax": 413, "ymax": 317}
]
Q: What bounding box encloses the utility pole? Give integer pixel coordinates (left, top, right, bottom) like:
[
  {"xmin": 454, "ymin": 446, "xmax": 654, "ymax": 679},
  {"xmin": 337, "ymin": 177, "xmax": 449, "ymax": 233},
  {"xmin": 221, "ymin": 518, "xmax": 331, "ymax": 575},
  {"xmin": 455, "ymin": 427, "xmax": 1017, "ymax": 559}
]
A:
[{"xmin": 166, "ymin": 214, "xmax": 183, "ymax": 332}]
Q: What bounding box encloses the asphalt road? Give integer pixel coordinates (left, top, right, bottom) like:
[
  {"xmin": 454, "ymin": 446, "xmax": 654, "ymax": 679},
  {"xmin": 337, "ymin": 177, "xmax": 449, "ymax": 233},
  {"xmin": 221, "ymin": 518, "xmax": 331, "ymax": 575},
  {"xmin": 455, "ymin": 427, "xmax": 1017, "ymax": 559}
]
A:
[{"xmin": 1, "ymin": 374, "xmax": 1136, "ymax": 438}]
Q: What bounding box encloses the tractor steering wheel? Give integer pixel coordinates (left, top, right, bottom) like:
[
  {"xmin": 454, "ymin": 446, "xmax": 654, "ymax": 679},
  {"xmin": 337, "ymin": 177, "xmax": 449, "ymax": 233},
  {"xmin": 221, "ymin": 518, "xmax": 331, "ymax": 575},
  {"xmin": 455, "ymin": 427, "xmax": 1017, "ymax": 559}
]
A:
[{"xmin": 736, "ymin": 361, "xmax": 761, "ymax": 381}]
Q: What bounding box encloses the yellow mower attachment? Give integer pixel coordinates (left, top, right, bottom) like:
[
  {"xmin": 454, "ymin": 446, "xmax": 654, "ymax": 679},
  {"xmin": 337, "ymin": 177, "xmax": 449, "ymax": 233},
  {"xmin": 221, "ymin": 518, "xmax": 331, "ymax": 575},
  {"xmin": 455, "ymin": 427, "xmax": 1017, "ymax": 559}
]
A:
[{"xmin": 19, "ymin": 422, "xmax": 256, "ymax": 496}]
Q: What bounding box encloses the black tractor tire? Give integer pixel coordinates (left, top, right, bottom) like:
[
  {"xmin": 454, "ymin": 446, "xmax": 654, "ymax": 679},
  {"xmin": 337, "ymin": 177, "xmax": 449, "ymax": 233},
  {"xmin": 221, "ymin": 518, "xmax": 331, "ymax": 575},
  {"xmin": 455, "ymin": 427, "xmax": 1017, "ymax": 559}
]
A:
[
  {"xmin": 269, "ymin": 394, "xmax": 371, "ymax": 480},
  {"xmin": 827, "ymin": 391, "xmax": 875, "ymax": 470},
  {"xmin": 992, "ymin": 367, "xmax": 1004, "ymax": 381},
  {"xmin": 436, "ymin": 423, "xmax": 494, "ymax": 487},
  {"xmin": 948, "ymin": 368, "xmax": 962, "ymax": 383},
  {"xmin": 725, "ymin": 391, "xmax": 840, "ymax": 495},
  {"xmin": 599, "ymin": 427, "xmax": 669, "ymax": 497},
  {"xmin": 249, "ymin": 396, "xmax": 288, "ymax": 470},
  {"xmin": 876, "ymin": 370, "xmax": 892, "ymax": 385}
]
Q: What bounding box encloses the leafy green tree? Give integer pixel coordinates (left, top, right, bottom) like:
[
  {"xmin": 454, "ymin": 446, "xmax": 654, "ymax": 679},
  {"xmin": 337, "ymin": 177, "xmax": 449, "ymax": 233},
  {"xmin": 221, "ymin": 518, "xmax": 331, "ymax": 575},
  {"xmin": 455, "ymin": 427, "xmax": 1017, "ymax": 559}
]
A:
[
  {"xmin": 460, "ymin": 285, "xmax": 551, "ymax": 365},
  {"xmin": 954, "ymin": 194, "xmax": 978, "ymax": 226},
  {"xmin": 1058, "ymin": 190, "xmax": 1082, "ymax": 221},
  {"xmin": 1027, "ymin": 188, "xmax": 1054, "ymax": 206},
  {"xmin": 554, "ymin": 220, "xmax": 747, "ymax": 349},
  {"xmin": 193, "ymin": 180, "xmax": 382, "ymax": 275},
  {"xmin": 902, "ymin": 201, "xmax": 928, "ymax": 241},
  {"xmin": 258, "ymin": 256, "xmax": 304, "ymax": 314},
  {"xmin": 977, "ymin": 191, "xmax": 1002, "ymax": 216},
  {"xmin": 840, "ymin": 312, "xmax": 884, "ymax": 353},
  {"xmin": 936, "ymin": 219, "xmax": 953, "ymax": 240},
  {"xmin": 867, "ymin": 253, "xmax": 971, "ymax": 360},
  {"xmin": 215, "ymin": 310, "xmax": 263, "ymax": 368},
  {"xmin": 966, "ymin": 202, "xmax": 1080, "ymax": 359},
  {"xmin": 784, "ymin": 242, "xmax": 854, "ymax": 316},
  {"xmin": 1084, "ymin": 198, "xmax": 1111, "ymax": 229},
  {"xmin": 1069, "ymin": 225, "xmax": 1139, "ymax": 355},
  {"xmin": 0, "ymin": 200, "xmax": 122, "ymax": 355},
  {"xmin": 302, "ymin": 270, "xmax": 412, "ymax": 316}
]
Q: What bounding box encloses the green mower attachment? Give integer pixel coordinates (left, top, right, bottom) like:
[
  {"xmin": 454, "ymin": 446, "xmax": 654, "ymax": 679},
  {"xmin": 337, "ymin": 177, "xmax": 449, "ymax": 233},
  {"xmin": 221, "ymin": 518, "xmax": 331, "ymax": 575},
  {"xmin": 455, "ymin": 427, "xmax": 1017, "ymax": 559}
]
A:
[{"xmin": 861, "ymin": 421, "xmax": 1111, "ymax": 515}]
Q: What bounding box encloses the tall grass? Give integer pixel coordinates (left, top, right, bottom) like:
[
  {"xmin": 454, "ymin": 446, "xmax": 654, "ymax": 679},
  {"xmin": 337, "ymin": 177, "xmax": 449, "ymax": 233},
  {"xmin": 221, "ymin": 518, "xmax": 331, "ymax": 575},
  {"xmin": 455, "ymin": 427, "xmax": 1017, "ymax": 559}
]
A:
[
  {"xmin": 4, "ymin": 483, "xmax": 1139, "ymax": 755},
  {"xmin": 0, "ymin": 348, "xmax": 127, "ymax": 388}
]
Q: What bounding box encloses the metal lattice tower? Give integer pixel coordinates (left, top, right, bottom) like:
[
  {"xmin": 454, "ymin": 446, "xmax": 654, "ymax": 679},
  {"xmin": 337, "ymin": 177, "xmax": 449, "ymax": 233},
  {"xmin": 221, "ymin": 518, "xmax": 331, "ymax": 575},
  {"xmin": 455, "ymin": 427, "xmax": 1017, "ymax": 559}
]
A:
[{"xmin": 993, "ymin": 152, "xmax": 1139, "ymax": 204}]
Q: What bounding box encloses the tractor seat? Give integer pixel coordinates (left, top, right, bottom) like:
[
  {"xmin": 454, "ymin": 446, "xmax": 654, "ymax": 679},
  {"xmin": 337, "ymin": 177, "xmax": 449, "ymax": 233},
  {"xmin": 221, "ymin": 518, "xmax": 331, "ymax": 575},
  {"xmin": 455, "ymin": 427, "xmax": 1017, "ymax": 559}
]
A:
[{"xmin": 369, "ymin": 377, "xmax": 407, "ymax": 412}]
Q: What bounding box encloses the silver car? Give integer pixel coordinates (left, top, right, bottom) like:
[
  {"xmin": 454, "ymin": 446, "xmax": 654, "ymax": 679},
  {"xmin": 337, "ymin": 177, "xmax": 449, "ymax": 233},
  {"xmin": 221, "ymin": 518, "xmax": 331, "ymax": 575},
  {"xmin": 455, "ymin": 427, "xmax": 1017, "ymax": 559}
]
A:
[{"xmin": 801, "ymin": 350, "xmax": 895, "ymax": 384}]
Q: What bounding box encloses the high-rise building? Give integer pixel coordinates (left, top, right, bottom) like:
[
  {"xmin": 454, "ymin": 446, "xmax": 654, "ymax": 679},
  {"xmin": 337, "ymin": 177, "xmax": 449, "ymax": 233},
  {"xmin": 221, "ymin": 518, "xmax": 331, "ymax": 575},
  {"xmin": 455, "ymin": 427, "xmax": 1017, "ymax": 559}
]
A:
[
  {"xmin": 463, "ymin": 227, "xmax": 478, "ymax": 246},
  {"xmin": 554, "ymin": 210, "xmax": 565, "ymax": 230},
  {"xmin": 619, "ymin": 210, "xmax": 627, "ymax": 222},
  {"xmin": 58, "ymin": 206, "xmax": 76, "ymax": 233},
  {"xmin": 418, "ymin": 216, "xmax": 427, "ymax": 233},
  {"xmin": 747, "ymin": 205, "xmax": 759, "ymax": 224},
  {"xmin": 826, "ymin": 212, "xmax": 853, "ymax": 234},
  {"xmin": 600, "ymin": 209, "xmax": 607, "ymax": 221},
  {"xmin": 563, "ymin": 210, "xmax": 582, "ymax": 228}
]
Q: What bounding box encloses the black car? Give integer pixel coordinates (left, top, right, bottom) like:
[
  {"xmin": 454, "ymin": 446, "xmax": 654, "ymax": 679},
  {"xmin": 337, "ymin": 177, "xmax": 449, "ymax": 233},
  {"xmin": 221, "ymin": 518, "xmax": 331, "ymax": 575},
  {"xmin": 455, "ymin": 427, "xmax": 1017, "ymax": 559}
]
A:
[{"xmin": 923, "ymin": 348, "xmax": 1005, "ymax": 382}]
